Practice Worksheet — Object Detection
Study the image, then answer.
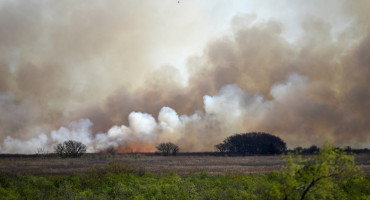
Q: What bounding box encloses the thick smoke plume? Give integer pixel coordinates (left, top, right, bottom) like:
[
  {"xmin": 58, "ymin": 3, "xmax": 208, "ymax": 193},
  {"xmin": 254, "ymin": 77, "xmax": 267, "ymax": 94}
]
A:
[{"xmin": 0, "ymin": 0, "xmax": 370, "ymax": 153}]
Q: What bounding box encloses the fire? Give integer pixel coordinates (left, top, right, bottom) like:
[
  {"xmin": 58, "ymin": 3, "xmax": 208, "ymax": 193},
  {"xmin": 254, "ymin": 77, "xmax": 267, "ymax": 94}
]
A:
[{"xmin": 117, "ymin": 142, "xmax": 156, "ymax": 153}]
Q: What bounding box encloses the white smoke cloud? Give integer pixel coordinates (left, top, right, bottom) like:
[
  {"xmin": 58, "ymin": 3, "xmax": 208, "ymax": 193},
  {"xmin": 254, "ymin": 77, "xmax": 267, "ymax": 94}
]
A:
[
  {"xmin": 1, "ymin": 134, "xmax": 48, "ymax": 154},
  {"xmin": 204, "ymin": 84, "xmax": 246, "ymax": 118},
  {"xmin": 157, "ymin": 107, "xmax": 182, "ymax": 142},
  {"xmin": 50, "ymin": 119, "xmax": 94, "ymax": 152},
  {"xmin": 93, "ymin": 125, "xmax": 130, "ymax": 151},
  {"xmin": 0, "ymin": 73, "xmax": 323, "ymax": 153},
  {"xmin": 158, "ymin": 107, "xmax": 181, "ymax": 130},
  {"xmin": 270, "ymin": 73, "xmax": 308, "ymax": 100},
  {"xmin": 128, "ymin": 112, "xmax": 157, "ymax": 140}
]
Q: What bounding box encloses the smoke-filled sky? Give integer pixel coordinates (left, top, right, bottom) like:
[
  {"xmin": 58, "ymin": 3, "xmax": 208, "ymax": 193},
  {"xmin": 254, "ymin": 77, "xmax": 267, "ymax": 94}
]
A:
[{"xmin": 0, "ymin": 0, "xmax": 369, "ymax": 153}]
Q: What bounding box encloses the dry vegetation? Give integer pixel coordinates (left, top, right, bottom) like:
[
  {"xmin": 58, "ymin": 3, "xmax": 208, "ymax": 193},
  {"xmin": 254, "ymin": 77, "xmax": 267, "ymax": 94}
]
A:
[{"xmin": 0, "ymin": 153, "xmax": 369, "ymax": 176}]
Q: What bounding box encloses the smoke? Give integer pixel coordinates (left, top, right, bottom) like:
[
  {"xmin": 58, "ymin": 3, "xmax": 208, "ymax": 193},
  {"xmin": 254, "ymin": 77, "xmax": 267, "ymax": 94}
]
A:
[
  {"xmin": 0, "ymin": 0, "xmax": 370, "ymax": 153},
  {"xmin": 0, "ymin": 72, "xmax": 353, "ymax": 152}
]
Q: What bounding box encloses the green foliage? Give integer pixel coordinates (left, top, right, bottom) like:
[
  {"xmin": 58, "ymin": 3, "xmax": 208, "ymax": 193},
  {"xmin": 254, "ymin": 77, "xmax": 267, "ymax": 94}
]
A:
[
  {"xmin": 0, "ymin": 148, "xmax": 368, "ymax": 200},
  {"xmin": 275, "ymin": 143, "xmax": 367, "ymax": 200},
  {"xmin": 0, "ymin": 171, "xmax": 276, "ymax": 199}
]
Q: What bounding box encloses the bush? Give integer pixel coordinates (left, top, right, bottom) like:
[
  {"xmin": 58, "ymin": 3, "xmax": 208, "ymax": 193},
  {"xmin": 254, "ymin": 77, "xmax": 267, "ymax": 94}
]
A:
[
  {"xmin": 275, "ymin": 143, "xmax": 365, "ymax": 200},
  {"xmin": 156, "ymin": 142, "xmax": 180, "ymax": 156},
  {"xmin": 215, "ymin": 132, "xmax": 287, "ymax": 155},
  {"xmin": 54, "ymin": 140, "xmax": 86, "ymax": 158},
  {"xmin": 0, "ymin": 161, "xmax": 368, "ymax": 200}
]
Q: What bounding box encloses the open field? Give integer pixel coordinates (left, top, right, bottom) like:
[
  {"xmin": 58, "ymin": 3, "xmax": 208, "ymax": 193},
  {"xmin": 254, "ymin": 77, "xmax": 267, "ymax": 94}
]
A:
[
  {"xmin": 1, "ymin": 153, "xmax": 369, "ymax": 199},
  {"xmin": 0, "ymin": 153, "xmax": 369, "ymax": 176}
]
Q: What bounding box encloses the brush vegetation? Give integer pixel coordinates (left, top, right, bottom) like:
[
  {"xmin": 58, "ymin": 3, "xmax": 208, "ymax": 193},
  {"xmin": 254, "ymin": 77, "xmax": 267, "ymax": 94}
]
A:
[
  {"xmin": 54, "ymin": 140, "xmax": 87, "ymax": 158},
  {"xmin": 0, "ymin": 144, "xmax": 369, "ymax": 200}
]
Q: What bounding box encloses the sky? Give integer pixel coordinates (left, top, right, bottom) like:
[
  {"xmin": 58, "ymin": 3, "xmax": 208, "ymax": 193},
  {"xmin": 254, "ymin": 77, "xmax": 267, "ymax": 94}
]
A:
[{"xmin": 0, "ymin": 0, "xmax": 369, "ymax": 153}]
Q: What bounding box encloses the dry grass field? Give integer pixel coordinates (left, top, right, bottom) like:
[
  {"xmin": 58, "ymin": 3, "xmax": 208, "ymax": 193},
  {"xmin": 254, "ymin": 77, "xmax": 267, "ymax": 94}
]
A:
[{"xmin": 0, "ymin": 153, "xmax": 369, "ymax": 176}]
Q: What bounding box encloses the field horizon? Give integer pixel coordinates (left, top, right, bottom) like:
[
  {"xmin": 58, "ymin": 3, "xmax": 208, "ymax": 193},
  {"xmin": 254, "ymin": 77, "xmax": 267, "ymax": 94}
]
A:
[{"xmin": 1, "ymin": 152, "xmax": 369, "ymax": 177}]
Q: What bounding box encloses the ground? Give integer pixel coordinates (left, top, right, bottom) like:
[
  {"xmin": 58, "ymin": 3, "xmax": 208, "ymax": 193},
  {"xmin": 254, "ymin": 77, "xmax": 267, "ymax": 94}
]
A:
[{"xmin": 0, "ymin": 153, "xmax": 369, "ymax": 176}]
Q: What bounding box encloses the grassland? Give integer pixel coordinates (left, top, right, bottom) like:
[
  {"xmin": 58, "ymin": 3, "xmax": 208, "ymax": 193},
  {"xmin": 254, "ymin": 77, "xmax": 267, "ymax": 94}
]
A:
[
  {"xmin": 0, "ymin": 151, "xmax": 369, "ymax": 199},
  {"xmin": 0, "ymin": 153, "xmax": 369, "ymax": 176}
]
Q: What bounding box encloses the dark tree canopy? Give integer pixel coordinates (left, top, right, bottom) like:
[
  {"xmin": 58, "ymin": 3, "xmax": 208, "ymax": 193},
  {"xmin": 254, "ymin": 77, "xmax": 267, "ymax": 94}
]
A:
[
  {"xmin": 215, "ymin": 132, "xmax": 287, "ymax": 155},
  {"xmin": 156, "ymin": 142, "xmax": 179, "ymax": 156},
  {"xmin": 294, "ymin": 145, "xmax": 320, "ymax": 154},
  {"xmin": 54, "ymin": 140, "xmax": 87, "ymax": 158}
]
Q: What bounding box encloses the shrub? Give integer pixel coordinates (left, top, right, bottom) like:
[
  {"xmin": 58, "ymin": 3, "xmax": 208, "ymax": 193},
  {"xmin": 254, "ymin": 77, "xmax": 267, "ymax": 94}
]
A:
[
  {"xmin": 54, "ymin": 140, "xmax": 86, "ymax": 158},
  {"xmin": 156, "ymin": 142, "xmax": 180, "ymax": 156},
  {"xmin": 275, "ymin": 143, "xmax": 364, "ymax": 200}
]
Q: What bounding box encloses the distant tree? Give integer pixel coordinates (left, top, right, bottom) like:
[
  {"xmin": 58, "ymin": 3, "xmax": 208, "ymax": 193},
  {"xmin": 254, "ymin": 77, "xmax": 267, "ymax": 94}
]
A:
[
  {"xmin": 293, "ymin": 146, "xmax": 303, "ymax": 153},
  {"xmin": 172, "ymin": 145, "xmax": 179, "ymax": 155},
  {"xmin": 304, "ymin": 145, "xmax": 320, "ymax": 154},
  {"xmin": 54, "ymin": 140, "xmax": 86, "ymax": 158},
  {"xmin": 344, "ymin": 146, "xmax": 352, "ymax": 152},
  {"xmin": 36, "ymin": 147, "xmax": 48, "ymax": 155},
  {"xmin": 54, "ymin": 144, "xmax": 65, "ymax": 158},
  {"xmin": 106, "ymin": 146, "xmax": 117, "ymax": 155},
  {"xmin": 215, "ymin": 143, "xmax": 228, "ymax": 153},
  {"xmin": 156, "ymin": 142, "xmax": 180, "ymax": 156},
  {"xmin": 35, "ymin": 147, "xmax": 48, "ymax": 158},
  {"xmin": 215, "ymin": 132, "xmax": 287, "ymax": 155}
]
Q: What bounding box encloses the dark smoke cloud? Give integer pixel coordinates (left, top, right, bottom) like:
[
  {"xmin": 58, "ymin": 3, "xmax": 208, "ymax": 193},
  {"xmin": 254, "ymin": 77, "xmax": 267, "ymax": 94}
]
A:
[{"xmin": 0, "ymin": 0, "xmax": 369, "ymax": 153}]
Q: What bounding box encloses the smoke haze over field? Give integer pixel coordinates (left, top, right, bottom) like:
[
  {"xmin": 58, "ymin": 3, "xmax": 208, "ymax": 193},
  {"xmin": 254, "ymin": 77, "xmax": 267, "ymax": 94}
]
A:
[{"xmin": 0, "ymin": 0, "xmax": 369, "ymax": 153}]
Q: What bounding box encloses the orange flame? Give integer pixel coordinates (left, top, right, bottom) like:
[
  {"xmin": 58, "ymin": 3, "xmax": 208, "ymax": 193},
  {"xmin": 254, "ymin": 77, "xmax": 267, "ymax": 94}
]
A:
[{"xmin": 117, "ymin": 141, "xmax": 156, "ymax": 153}]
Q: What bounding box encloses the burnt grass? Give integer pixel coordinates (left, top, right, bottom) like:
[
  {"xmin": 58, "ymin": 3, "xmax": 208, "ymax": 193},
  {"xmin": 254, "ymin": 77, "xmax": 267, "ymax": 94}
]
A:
[{"xmin": 0, "ymin": 152, "xmax": 369, "ymax": 176}]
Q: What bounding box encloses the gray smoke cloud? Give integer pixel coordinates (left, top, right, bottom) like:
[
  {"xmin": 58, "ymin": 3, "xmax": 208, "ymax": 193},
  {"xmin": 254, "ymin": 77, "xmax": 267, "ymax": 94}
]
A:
[{"xmin": 0, "ymin": 0, "xmax": 369, "ymax": 153}]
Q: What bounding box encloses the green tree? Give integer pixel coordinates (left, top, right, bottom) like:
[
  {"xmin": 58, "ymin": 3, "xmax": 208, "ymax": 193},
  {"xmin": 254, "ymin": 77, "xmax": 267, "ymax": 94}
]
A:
[{"xmin": 273, "ymin": 143, "xmax": 363, "ymax": 200}]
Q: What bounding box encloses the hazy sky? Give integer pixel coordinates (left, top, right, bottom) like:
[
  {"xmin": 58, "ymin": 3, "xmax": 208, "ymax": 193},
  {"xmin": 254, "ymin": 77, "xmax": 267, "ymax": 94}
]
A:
[{"xmin": 0, "ymin": 0, "xmax": 369, "ymax": 153}]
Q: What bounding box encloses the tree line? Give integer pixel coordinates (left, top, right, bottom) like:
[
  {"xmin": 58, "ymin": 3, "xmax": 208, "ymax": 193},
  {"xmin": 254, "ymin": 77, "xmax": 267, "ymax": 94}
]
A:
[
  {"xmin": 155, "ymin": 132, "xmax": 287, "ymax": 156},
  {"xmin": 52, "ymin": 132, "xmax": 287, "ymax": 158},
  {"xmin": 51, "ymin": 132, "xmax": 368, "ymax": 158}
]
